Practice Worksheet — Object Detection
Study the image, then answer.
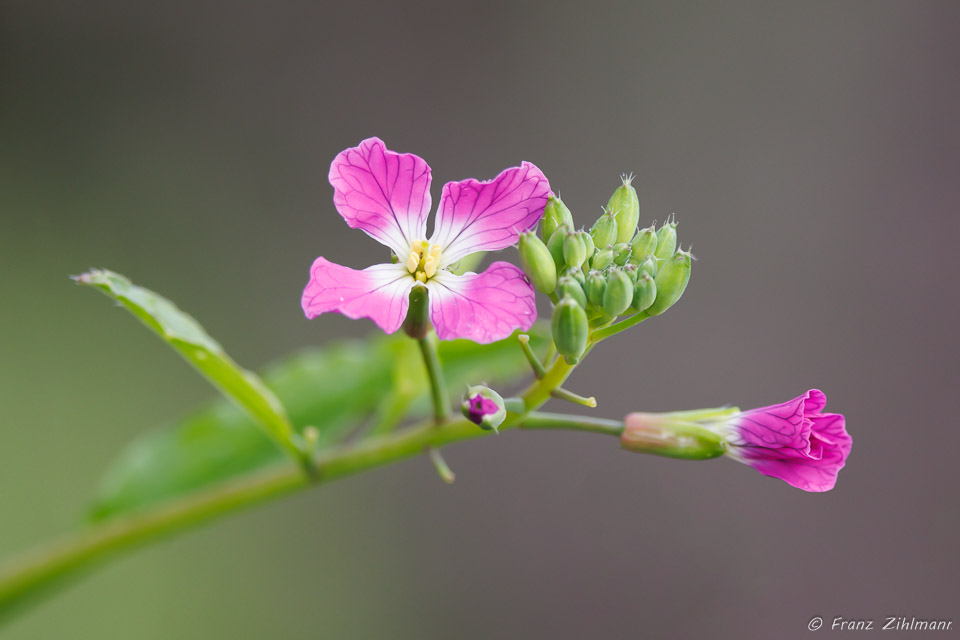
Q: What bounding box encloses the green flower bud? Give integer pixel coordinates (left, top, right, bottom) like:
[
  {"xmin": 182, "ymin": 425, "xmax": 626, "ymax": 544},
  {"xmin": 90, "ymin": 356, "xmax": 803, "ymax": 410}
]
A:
[
  {"xmin": 541, "ymin": 196, "xmax": 574, "ymax": 241},
  {"xmin": 630, "ymin": 224, "xmax": 658, "ymax": 261},
  {"xmin": 557, "ymin": 275, "xmax": 587, "ymax": 309},
  {"xmin": 518, "ymin": 231, "xmax": 557, "ymax": 295},
  {"xmin": 607, "ymin": 174, "xmax": 640, "ymax": 244},
  {"xmin": 590, "ymin": 208, "xmax": 618, "ymax": 250},
  {"xmin": 462, "ymin": 385, "xmax": 507, "ymax": 432},
  {"xmin": 622, "ymin": 263, "xmax": 639, "ymax": 284},
  {"xmin": 654, "ymin": 217, "xmax": 678, "ymax": 262},
  {"xmin": 585, "ymin": 270, "xmax": 606, "ymax": 307},
  {"xmin": 563, "ymin": 231, "xmax": 588, "ymax": 269},
  {"xmin": 547, "ymin": 225, "xmax": 569, "ymax": 274},
  {"xmin": 635, "ymin": 255, "xmax": 658, "ymax": 277},
  {"xmin": 562, "ymin": 265, "xmax": 585, "ymax": 285},
  {"xmin": 590, "ymin": 247, "xmax": 614, "ymax": 271},
  {"xmin": 613, "ymin": 243, "xmax": 632, "ymax": 266},
  {"xmin": 646, "ymin": 249, "xmax": 692, "ymax": 316},
  {"xmin": 631, "ymin": 273, "xmax": 657, "ymax": 312},
  {"xmin": 579, "ymin": 230, "xmax": 595, "ymax": 262},
  {"xmin": 552, "ymin": 296, "xmax": 589, "ymax": 365},
  {"xmin": 602, "ymin": 267, "xmax": 634, "ymax": 317}
]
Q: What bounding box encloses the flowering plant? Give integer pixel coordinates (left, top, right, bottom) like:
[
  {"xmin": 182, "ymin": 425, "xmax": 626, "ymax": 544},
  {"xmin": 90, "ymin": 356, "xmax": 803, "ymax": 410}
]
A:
[
  {"xmin": 0, "ymin": 137, "xmax": 851, "ymax": 622},
  {"xmin": 302, "ymin": 137, "xmax": 549, "ymax": 343}
]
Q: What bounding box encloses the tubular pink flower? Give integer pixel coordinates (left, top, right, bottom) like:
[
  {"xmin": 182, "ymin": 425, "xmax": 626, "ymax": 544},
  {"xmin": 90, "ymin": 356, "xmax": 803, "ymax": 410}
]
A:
[
  {"xmin": 302, "ymin": 137, "xmax": 551, "ymax": 343},
  {"xmin": 718, "ymin": 389, "xmax": 852, "ymax": 492}
]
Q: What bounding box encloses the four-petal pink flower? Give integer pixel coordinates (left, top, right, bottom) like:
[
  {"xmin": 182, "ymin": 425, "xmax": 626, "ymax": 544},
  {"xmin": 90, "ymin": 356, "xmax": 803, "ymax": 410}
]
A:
[
  {"xmin": 718, "ymin": 389, "xmax": 852, "ymax": 492},
  {"xmin": 302, "ymin": 137, "xmax": 552, "ymax": 344}
]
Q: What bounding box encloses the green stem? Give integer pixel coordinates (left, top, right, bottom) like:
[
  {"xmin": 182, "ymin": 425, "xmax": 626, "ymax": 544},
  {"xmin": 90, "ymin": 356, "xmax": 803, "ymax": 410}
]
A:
[
  {"xmin": 519, "ymin": 412, "xmax": 623, "ymax": 437},
  {"xmin": 0, "ymin": 342, "xmax": 592, "ymax": 620},
  {"xmin": 517, "ymin": 334, "xmax": 547, "ymax": 379},
  {"xmin": 427, "ymin": 447, "xmax": 456, "ymax": 484},
  {"xmin": 550, "ymin": 387, "xmax": 597, "ymax": 407},
  {"xmin": 519, "ymin": 355, "xmax": 576, "ymax": 410},
  {"xmin": 590, "ymin": 311, "xmax": 650, "ymax": 341},
  {"xmin": 0, "ymin": 365, "xmax": 579, "ymax": 621},
  {"xmin": 502, "ymin": 397, "xmax": 526, "ymax": 414},
  {"xmin": 418, "ymin": 334, "xmax": 450, "ymax": 423}
]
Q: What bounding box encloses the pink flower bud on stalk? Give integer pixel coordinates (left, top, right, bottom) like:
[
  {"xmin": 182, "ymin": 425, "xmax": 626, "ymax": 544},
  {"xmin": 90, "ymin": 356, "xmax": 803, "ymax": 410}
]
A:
[
  {"xmin": 462, "ymin": 385, "xmax": 507, "ymax": 432},
  {"xmin": 622, "ymin": 390, "xmax": 852, "ymax": 492}
]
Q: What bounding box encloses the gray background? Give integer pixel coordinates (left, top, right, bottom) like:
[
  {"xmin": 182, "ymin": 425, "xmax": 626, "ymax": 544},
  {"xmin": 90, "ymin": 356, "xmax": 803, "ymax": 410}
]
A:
[{"xmin": 1, "ymin": 1, "xmax": 957, "ymax": 638}]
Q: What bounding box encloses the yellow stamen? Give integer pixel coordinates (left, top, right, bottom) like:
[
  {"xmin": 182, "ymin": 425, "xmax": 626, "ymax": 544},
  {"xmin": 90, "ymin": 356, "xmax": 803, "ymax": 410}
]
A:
[
  {"xmin": 406, "ymin": 251, "xmax": 420, "ymax": 274},
  {"xmin": 424, "ymin": 256, "xmax": 438, "ymax": 278},
  {"xmin": 406, "ymin": 239, "xmax": 444, "ymax": 281}
]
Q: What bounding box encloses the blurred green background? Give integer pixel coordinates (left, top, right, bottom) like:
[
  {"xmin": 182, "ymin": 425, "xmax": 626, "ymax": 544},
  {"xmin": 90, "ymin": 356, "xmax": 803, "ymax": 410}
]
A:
[{"xmin": 1, "ymin": 1, "xmax": 957, "ymax": 638}]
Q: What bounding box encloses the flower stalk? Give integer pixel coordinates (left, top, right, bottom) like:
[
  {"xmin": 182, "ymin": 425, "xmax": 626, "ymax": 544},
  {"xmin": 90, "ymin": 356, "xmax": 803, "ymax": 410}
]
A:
[
  {"xmin": 418, "ymin": 333, "xmax": 450, "ymax": 423},
  {"xmin": 517, "ymin": 333, "xmax": 547, "ymax": 379},
  {"xmin": 0, "ymin": 408, "xmax": 625, "ymax": 621}
]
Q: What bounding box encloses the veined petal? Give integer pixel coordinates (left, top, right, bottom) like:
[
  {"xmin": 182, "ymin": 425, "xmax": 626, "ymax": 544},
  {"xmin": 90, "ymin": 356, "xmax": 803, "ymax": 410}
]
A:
[
  {"xmin": 425, "ymin": 262, "xmax": 536, "ymax": 344},
  {"xmin": 729, "ymin": 391, "xmax": 852, "ymax": 492},
  {"xmin": 430, "ymin": 162, "xmax": 551, "ymax": 265},
  {"xmin": 301, "ymin": 257, "xmax": 414, "ymax": 334},
  {"xmin": 329, "ymin": 137, "xmax": 432, "ymax": 256},
  {"xmin": 728, "ymin": 393, "xmax": 812, "ymax": 454},
  {"xmin": 739, "ymin": 441, "xmax": 849, "ymax": 492}
]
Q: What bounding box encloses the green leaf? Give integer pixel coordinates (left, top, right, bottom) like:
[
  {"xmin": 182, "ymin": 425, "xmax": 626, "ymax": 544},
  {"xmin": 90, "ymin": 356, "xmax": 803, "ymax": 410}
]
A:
[
  {"xmin": 75, "ymin": 269, "xmax": 307, "ymax": 463},
  {"xmin": 91, "ymin": 326, "xmax": 548, "ymax": 519}
]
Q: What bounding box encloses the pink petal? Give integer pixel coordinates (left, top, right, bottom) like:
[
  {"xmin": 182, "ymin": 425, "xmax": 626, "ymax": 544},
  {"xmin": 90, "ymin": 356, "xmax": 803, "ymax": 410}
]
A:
[
  {"xmin": 729, "ymin": 393, "xmax": 812, "ymax": 454},
  {"xmin": 804, "ymin": 388, "xmax": 828, "ymax": 414},
  {"xmin": 733, "ymin": 391, "xmax": 852, "ymax": 492},
  {"xmin": 429, "ymin": 162, "xmax": 551, "ymax": 265},
  {"xmin": 426, "ymin": 262, "xmax": 537, "ymax": 344},
  {"xmin": 329, "ymin": 137, "xmax": 432, "ymax": 256},
  {"xmin": 741, "ymin": 439, "xmax": 849, "ymax": 492},
  {"xmin": 301, "ymin": 257, "xmax": 414, "ymax": 334}
]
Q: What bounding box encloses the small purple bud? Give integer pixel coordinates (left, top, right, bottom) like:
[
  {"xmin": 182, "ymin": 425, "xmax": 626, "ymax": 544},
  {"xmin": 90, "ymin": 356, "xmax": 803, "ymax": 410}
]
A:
[{"xmin": 461, "ymin": 385, "xmax": 507, "ymax": 431}]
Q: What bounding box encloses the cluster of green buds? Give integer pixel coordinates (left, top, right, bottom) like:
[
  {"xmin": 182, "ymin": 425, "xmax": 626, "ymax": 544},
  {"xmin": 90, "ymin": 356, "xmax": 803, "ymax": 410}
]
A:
[{"xmin": 518, "ymin": 175, "xmax": 693, "ymax": 364}]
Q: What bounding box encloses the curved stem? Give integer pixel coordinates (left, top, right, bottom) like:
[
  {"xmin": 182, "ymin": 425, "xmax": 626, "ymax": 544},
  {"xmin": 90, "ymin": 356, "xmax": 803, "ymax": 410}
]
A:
[
  {"xmin": 550, "ymin": 387, "xmax": 597, "ymax": 407},
  {"xmin": 590, "ymin": 310, "xmax": 650, "ymax": 342},
  {"xmin": 0, "ymin": 372, "xmax": 590, "ymax": 622},
  {"xmin": 418, "ymin": 334, "xmax": 450, "ymax": 423},
  {"xmin": 517, "ymin": 334, "xmax": 547, "ymax": 379}
]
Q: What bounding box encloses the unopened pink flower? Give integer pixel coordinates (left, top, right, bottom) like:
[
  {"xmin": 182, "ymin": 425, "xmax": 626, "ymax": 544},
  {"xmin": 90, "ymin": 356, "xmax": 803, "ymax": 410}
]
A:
[
  {"xmin": 716, "ymin": 389, "xmax": 852, "ymax": 492},
  {"xmin": 302, "ymin": 137, "xmax": 551, "ymax": 344}
]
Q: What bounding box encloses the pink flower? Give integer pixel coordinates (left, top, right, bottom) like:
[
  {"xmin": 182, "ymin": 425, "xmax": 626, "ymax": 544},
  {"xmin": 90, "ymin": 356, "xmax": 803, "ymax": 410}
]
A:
[
  {"xmin": 302, "ymin": 137, "xmax": 551, "ymax": 344},
  {"xmin": 717, "ymin": 389, "xmax": 852, "ymax": 492}
]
